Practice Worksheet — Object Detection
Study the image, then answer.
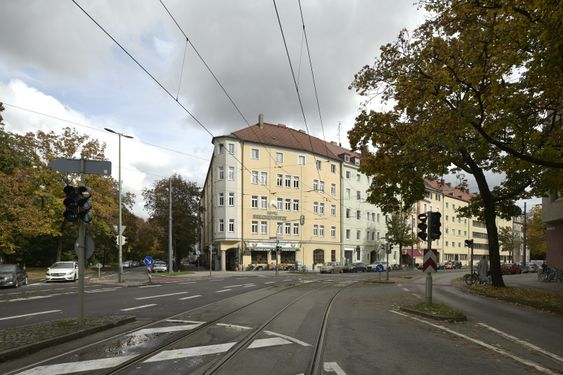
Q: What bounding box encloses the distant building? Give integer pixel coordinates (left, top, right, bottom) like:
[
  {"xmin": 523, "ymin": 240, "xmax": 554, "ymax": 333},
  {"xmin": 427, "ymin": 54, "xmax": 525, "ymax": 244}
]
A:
[{"xmin": 542, "ymin": 191, "xmax": 563, "ymax": 268}]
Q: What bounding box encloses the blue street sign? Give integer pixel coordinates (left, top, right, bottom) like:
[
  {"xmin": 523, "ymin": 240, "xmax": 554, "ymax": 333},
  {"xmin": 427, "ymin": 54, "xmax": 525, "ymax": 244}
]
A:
[
  {"xmin": 143, "ymin": 256, "xmax": 154, "ymax": 266},
  {"xmin": 375, "ymin": 264, "xmax": 384, "ymax": 272}
]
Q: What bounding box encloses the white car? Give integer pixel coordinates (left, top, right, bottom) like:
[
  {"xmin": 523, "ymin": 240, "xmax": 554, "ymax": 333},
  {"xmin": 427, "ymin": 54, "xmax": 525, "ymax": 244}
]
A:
[
  {"xmin": 152, "ymin": 261, "xmax": 168, "ymax": 272},
  {"xmin": 46, "ymin": 261, "xmax": 78, "ymax": 282}
]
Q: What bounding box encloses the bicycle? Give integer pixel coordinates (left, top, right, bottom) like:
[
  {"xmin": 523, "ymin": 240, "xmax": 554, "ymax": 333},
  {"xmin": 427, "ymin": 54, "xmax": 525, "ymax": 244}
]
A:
[
  {"xmin": 538, "ymin": 266, "xmax": 563, "ymax": 282},
  {"xmin": 463, "ymin": 272, "xmax": 479, "ymax": 286}
]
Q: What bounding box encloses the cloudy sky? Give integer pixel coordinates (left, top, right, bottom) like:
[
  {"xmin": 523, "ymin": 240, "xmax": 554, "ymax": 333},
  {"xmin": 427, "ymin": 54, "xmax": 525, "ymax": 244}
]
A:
[{"xmin": 0, "ymin": 1, "xmax": 538, "ymax": 217}]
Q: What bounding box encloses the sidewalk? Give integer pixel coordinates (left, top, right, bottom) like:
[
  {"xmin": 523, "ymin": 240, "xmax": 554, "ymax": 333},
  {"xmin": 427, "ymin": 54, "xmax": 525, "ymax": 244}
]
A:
[{"xmin": 502, "ymin": 272, "xmax": 563, "ymax": 295}]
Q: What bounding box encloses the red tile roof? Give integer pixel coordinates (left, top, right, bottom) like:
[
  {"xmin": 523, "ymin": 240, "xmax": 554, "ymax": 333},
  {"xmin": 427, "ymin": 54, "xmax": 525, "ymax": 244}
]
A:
[{"xmin": 425, "ymin": 178, "xmax": 476, "ymax": 202}]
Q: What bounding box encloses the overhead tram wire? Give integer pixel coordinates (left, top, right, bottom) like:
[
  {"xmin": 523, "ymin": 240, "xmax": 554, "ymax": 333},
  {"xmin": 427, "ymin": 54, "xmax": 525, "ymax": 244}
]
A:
[
  {"xmin": 71, "ymin": 0, "xmax": 281, "ymax": 198},
  {"xmin": 71, "ymin": 0, "xmax": 213, "ymax": 138},
  {"xmin": 1, "ymin": 102, "xmax": 209, "ymax": 162}
]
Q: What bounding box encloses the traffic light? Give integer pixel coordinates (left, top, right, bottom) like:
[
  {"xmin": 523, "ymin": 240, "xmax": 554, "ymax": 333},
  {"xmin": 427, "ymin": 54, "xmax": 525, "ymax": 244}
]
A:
[
  {"xmin": 63, "ymin": 185, "xmax": 79, "ymax": 222},
  {"xmin": 417, "ymin": 213, "xmax": 427, "ymax": 241},
  {"xmin": 429, "ymin": 212, "xmax": 442, "ymax": 240},
  {"xmin": 76, "ymin": 186, "xmax": 92, "ymax": 223},
  {"xmin": 464, "ymin": 239, "xmax": 474, "ymax": 247}
]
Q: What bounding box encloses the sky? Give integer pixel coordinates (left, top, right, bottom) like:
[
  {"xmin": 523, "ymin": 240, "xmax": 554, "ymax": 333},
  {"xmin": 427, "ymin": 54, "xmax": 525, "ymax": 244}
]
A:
[{"xmin": 0, "ymin": 0, "xmax": 539, "ymax": 218}]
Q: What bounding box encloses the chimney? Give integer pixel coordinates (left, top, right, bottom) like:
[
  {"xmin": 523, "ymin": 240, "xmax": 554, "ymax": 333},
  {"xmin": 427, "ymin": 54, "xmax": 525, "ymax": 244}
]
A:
[{"xmin": 258, "ymin": 113, "xmax": 264, "ymax": 128}]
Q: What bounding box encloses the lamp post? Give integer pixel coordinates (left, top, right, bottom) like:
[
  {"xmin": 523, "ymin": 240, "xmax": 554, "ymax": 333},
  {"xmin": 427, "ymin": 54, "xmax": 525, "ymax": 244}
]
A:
[{"xmin": 105, "ymin": 128, "xmax": 133, "ymax": 283}]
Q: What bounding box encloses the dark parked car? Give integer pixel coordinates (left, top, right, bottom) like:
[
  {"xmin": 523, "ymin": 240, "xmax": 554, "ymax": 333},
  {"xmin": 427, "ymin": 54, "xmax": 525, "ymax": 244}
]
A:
[
  {"xmin": 352, "ymin": 262, "xmax": 368, "ymax": 272},
  {"xmin": 0, "ymin": 264, "xmax": 28, "ymax": 288}
]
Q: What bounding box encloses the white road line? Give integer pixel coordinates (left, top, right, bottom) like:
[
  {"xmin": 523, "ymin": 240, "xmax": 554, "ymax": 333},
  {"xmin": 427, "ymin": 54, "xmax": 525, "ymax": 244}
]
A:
[
  {"xmin": 136, "ymin": 292, "xmax": 188, "ymax": 300},
  {"xmin": 264, "ymin": 281, "xmax": 275, "ymax": 284},
  {"xmin": 85, "ymin": 288, "xmax": 119, "ymax": 294},
  {"xmin": 247, "ymin": 337, "xmax": 292, "ymax": 349},
  {"xmin": 17, "ymin": 355, "xmax": 137, "ymax": 375},
  {"xmin": 131, "ymin": 324, "xmax": 203, "ymax": 336},
  {"xmin": 243, "ymin": 284, "xmax": 256, "ymax": 288},
  {"xmin": 145, "ymin": 342, "xmax": 236, "ymax": 362},
  {"xmin": 216, "ymin": 323, "xmax": 252, "ymax": 330},
  {"xmin": 390, "ymin": 310, "xmax": 557, "ymax": 374},
  {"xmin": 120, "ymin": 304, "xmax": 157, "ymax": 311},
  {"xmin": 216, "ymin": 289, "xmax": 232, "ymax": 293},
  {"xmin": 178, "ymin": 295, "xmax": 202, "ymax": 300},
  {"xmin": 139, "ymin": 285, "xmax": 162, "ymax": 288},
  {"xmin": 478, "ymin": 323, "xmax": 563, "ymax": 365},
  {"xmin": 283, "ymin": 279, "xmax": 292, "ymax": 281},
  {"xmin": 224, "ymin": 285, "xmax": 242, "ymax": 288},
  {"xmin": 324, "ymin": 362, "xmax": 347, "ymax": 375},
  {"xmin": 0, "ymin": 310, "xmax": 61, "ymax": 321},
  {"xmin": 402, "ymin": 288, "xmax": 410, "ymax": 292},
  {"xmin": 264, "ymin": 330, "xmax": 311, "ymax": 347},
  {"xmin": 166, "ymin": 319, "xmax": 205, "ymax": 324},
  {"xmin": 411, "ymin": 293, "xmax": 422, "ymax": 299}
]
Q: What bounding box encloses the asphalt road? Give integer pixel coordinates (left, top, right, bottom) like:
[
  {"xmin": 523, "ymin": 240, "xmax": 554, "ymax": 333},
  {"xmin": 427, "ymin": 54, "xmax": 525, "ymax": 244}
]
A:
[{"xmin": 1, "ymin": 269, "xmax": 562, "ymax": 375}]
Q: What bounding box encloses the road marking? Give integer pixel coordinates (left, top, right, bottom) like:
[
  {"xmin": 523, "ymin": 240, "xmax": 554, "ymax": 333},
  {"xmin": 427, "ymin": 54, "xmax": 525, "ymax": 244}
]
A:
[
  {"xmin": 0, "ymin": 310, "xmax": 61, "ymax": 321},
  {"xmin": 411, "ymin": 293, "xmax": 422, "ymax": 299},
  {"xmin": 216, "ymin": 289, "xmax": 232, "ymax": 293},
  {"xmin": 247, "ymin": 337, "xmax": 292, "ymax": 349},
  {"xmin": 131, "ymin": 324, "xmax": 203, "ymax": 336},
  {"xmin": 17, "ymin": 355, "xmax": 137, "ymax": 375},
  {"xmin": 216, "ymin": 323, "xmax": 252, "ymax": 330},
  {"xmin": 136, "ymin": 292, "xmax": 188, "ymax": 300},
  {"xmin": 264, "ymin": 330, "xmax": 311, "ymax": 347},
  {"xmin": 264, "ymin": 281, "xmax": 275, "ymax": 284},
  {"xmin": 224, "ymin": 284, "xmax": 242, "ymax": 288},
  {"xmin": 243, "ymin": 284, "xmax": 256, "ymax": 288},
  {"xmin": 139, "ymin": 284, "xmax": 162, "ymax": 288},
  {"xmin": 120, "ymin": 304, "xmax": 157, "ymax": 311},
  {"xmin": 86, "ymin": 288, "xmax": 119, "ymax": 294},
  {"xmin": 478, "ymin": 323, "xmax": 563, "ymax": 364},
  {"xmin": 145, "ymin": 342, "xmax": 236, "ymax": 362},
  {"xmin": 390, "ymin": 310, "xmax": 557, "ymax": 374},
  {"xmin": 283, "ymin": 279, "xmax": 292, "ymax": 281},
  {"xmin": 179, "ymin": 295, "xmax": 202, "ymax": 300},
  {"xmin": 324, "ymin": 362, "xmax": 347, "ymax": 375},
  {"xmin": 166, "ymin": 319, "xmax": 205, "ymax": 324},
  {"xmin": 402, "ymin": 288, "xmax": 410, "ymax": 292}
]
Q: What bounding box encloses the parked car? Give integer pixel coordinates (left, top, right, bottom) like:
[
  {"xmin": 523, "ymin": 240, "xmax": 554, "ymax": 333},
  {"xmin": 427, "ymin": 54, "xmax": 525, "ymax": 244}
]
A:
[
  {"xmin": 367, "ymin": 262, "xmax": 389, "ymax": 272},
  {"xmin": 352, "ymin": 262, "xmax": 368, "ymax": 272},
  {"xmin": 501, "ymin": 263, "xmax": 521, "ymax": 275},
  {"xmin": 123, "ymin": 260, "xmax": 132, "ymax": 268},
  {"xmin": 152, "ymin": 261, "xmax": 168, "ymax": 272},
  {"xmin": 0, "ymin": 264, "xmax": 28, "ymax": 288},
  {"xmin": 46, "ymin": 261, "xmax": 78, "ymax": 282},
  {"xmin": 521, "ymin": 263, "xmax": 538, "ymax": 273},
  {"xmin": 319, "ymin": 262, "xmax": 344, "ymax": 274}
]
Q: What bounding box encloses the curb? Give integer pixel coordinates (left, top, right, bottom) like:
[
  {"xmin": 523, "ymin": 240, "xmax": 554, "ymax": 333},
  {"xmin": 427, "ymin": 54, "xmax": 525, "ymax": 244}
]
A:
[
  {"xmin": 0, "ymin": 316, "xmax": 136, "ymax": 362},
  {"xmin": 399, "ymin": 306, "xmax": 467, "ymax": 322}
]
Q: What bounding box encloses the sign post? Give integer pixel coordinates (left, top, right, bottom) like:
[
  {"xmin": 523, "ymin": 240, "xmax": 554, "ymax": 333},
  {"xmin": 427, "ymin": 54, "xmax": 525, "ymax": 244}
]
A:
[{"xmin": 423, "ymin": 212, "xmax": 437, "ymax": 305}]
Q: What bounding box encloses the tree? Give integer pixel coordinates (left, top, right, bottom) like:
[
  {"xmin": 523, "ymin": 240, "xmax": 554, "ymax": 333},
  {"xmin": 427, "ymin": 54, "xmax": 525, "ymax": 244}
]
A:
[
  {"xmin": 526, "ymin": 205, "xmax": 547, "ymax": 260},
  {"xmin": 498, "ymin": 226, "xmax": 517, "ymax": 262},
  {"xmin": 143, "ymin": 174, "xmax": 201, "ymax": 268},
  {"xmin": 349, "ymin": 1, "xmax": 561, "ymax": 286},
  {"xmin": 385, "ymin": 210, "xmax": 415, "ymax": 267}
]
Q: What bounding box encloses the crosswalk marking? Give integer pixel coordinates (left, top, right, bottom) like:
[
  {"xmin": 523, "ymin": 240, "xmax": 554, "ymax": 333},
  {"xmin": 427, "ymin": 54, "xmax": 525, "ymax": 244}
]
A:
[{"xmin": 16, "ymin": 355, "xmax": 137, "ymax": 375}]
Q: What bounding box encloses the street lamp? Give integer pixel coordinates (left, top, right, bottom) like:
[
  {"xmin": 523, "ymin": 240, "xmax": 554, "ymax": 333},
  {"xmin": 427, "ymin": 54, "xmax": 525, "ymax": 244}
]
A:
[{"xmin": 105, "ymin": 127, "xmax": 133, "ymax": 283}]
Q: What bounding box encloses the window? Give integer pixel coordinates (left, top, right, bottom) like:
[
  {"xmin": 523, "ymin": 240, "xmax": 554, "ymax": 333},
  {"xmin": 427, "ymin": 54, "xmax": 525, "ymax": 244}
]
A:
[
  {"xmin": 346, "ymin": 229, "xmax": 350, "ymax": 239},
  {"xmin": 356, "ymin": 174, "xmax": 360, "ymax": 181},
  {"xmin": 251, "ymin": 195, "xmax": 258, "ymax": 208},
  {"xmin": 251, "ymin": 148, "xmax": 259, "ymax": 160},
  {"xmin": 346, "ymin": 189, "xmax": 351, "ymax": 199},
  {"xmin": 331, "ymin": 204, "xmax": 336, "ymax": 216},
  {"xmin": 228, "ymin": 192, "xmax": 234, "ymax": 206},
  {"xmin": 446, "ymin": 215, "xmax": 449, "ymax": 221},
  {"xmin": 371, "ymin": 213, "xmax": 375, "ymax": 221},
  {"xmin": 277, "ymin": 198, "xmax": 283, "ymax": 210},
  {"xmin": 344, "ymin": 155, "xmax": 350, "ymax": 162},
  {"xmin": 218, "ymin": 166, "xmax": 224, "ymax": 180},
  {"xmin": 313, "ymin": 225, "xmax": 319, "ymax": 236},
  {"xmin": 452, "ymin": 216, "xmax": 455, "ymax": 222},
  {"xmin": 458, "ymin": 229, "xmax": 461, "ymax": 236},
  {"xmin": 285, "ymin": 199, "xmax": 291, "ymax": 211},
  {"xmin": 376, "ymin": 232, "xmax": 380, "ymax": 240},
  {"xmin": 314, "ymin": 249, "xmax": 325, "ymax": 264},
  {"xmin": 228, "ymin": 219, "xmax": 235, "ymax": 232},
  {"xmin": 331, "ymin": 226, "xmax": 336, "ymax": 237},
  {"xmin": 313, "ymin": 202, "xmax": 319, "ymax": 214},
  {"xmin": 371, "ymin": 232, "xmax": 375, "ymax": 241},
  {"xmin": 356, "ymin": 230, "xmax": 361, "ymax": 240},
  {"xmin": 331, "ymin": 183, "xmax": 336, "ymax": 196},
  {"xmin": 251, "ymin": 221, "xmax": 258, "ymax": 234},
  {"xmin": 319, "ymin": 181, "xmax": 325, "ymax": 192},
  {"xmin": 218, "ymin": 193, "xmax": 224, "ymax": 206},
  {"xmin": 260, "ymin": 221, "xmax": 268, "ymax": 234},
  {"xmin": 218, "ymin": 219, "xmax": 224, "ymax": 232},
  {"xmin": 285, "ymin": 175, "xmax": 291, "ymax": 188},
  {"xmin": 316, "ymin": 160, "xmax": 322, "ymax": 170},
  {"xmin": 453, "ymin": 204, "xmax": 456, "ymax": 209},
  {"xmin": 285, "ymin": 223, "xmax": 291, "ymax": 235},
  {"xmin": 319, "ymin": 203, "xmax": 325, "ymax": 215},
  {"xmin": 331, "ymin": 164, "xmax": 336, "ymax": 173},
  {"xmin": 331, "ymin": 250, "xmax": 336, "ymax": 262},
  {"xmin": 251, "ymin": 171, "xmax": 258, "ymax": 184},
  {"xmin": 228, "ymin": 166, "xmax": 235, "ymax": 181},
  {"xmin": 218, "ymin": 143, "xmax": 225, "ymax": 154},
  {"xmin": 227, "ymin": 143, "xmax": 235, "ymax": 154},
  {"xmin": 346, "ymin": 171, "xmax": 351, "ymax": 179},
  {"xmin": 357, "ymin": 191, "xmax": 361, "ymax": 200},
  {"xmin": 298, "ymin": 155, "xmax": 305, "ymax": 165},
  {"xmin": 446, "ymin": 202, "xmax": 449, "ymax": 208},
  {"xmin": 377, "ymin": 213, "xmax": 380, "ymax": 222},
  {"xmin": 313, "ymin": 180, "xmax": 319, "ymax": 191},
  {"xmin": 276, "ymin": 174, "xmax": 283, "ymax": 187},
  {"xmin": 260, "ymin": 196, "xmax": 268, "ymax": 209},
  {"xmin": 356, "ymin": 210, "xmax": 361, "ymax": 220},
  {"xmin": 293, "ymin": 199, "xmax": 300, "ymax": 211},
  {"xmin": 260, "ymin": 172, "xmax": 267, "ymax": 185},
  {"xmin": 446, "ymin": 241, "xmax": 449, "ymax": 246},
  {"xmin": 293, "ymin": 176, "xmax": 300, "ymax": 188},
  {"xmin": 276, "ymin": 152, "xmax": 284, "ymax": 163},
  {"xmin": 293, "ymin": 223, "xmax": 300, "ymax": 235},
  {"xmin": 346, "ymin": 208, "xmax": 351, "ymax": 218},
  {"xmin": 276, "ymin": 223, "xmax": 283, "ymax": 235},
  {"xmin": 319, "ymin": 225, "xmax": 325, "ymax": 237}
]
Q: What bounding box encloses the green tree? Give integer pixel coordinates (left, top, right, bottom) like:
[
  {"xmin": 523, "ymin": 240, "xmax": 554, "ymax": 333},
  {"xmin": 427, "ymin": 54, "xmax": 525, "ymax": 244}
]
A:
[
  {"xmin": 349, "ymin": 1, "xmax": 561, "ymax": 286},
  {"xmin": 385, "ymin": 210, "xmax": 415, "ymax": 267},
  {"xmin": 498, "ymin": 226, "xmax": 517, "ymax": 262},
  {"xmin": 526, "ymin": 205, "xmax": 547, "ymax": 260},
  {"xmin": 143, "ymin": 174, "xmax": 201, "ymax": 267}
]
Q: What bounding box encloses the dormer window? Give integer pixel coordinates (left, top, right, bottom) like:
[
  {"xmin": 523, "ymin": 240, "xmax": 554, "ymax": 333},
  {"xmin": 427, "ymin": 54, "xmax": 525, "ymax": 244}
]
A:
[{"xmin": 344, "ymin": 155, "xmax": 350, "ymax": 162}]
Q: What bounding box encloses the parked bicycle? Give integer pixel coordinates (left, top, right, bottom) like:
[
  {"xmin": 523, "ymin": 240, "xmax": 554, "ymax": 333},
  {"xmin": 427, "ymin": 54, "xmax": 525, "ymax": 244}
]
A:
[
  {"xmin": 537, "ymin": 265, "xmax": 563, "ymax": 282},
  {"xmin": 464, "ymin": 271, "xmax": 492, "ymax": 286}
]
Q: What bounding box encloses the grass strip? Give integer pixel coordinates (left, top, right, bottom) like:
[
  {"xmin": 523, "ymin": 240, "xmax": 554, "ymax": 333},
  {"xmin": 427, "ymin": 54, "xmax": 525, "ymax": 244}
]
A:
[{"xmin": 466, "ymin": 285, "xmax": 563, "ymax": 314}]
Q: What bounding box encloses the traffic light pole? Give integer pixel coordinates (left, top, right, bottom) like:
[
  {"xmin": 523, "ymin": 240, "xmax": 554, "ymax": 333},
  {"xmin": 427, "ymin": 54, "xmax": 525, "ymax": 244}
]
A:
[
  {"xmin": 425, "ymin": 212, "xmax": 433, "ymax": 306},
  {"xmin": 77, "ymin": 166, "xmax": 86, "ymax": 326}
]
